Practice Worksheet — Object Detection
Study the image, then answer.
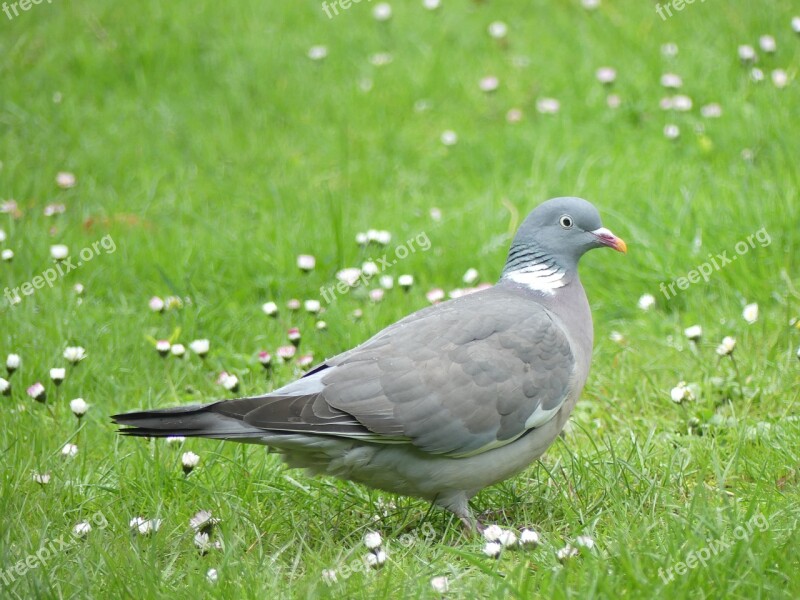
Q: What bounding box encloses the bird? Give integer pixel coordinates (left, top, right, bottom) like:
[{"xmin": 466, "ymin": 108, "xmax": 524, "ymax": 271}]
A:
[{"xmin": 113, "ymin": 197, "xmax": 626, "ymax": 531}]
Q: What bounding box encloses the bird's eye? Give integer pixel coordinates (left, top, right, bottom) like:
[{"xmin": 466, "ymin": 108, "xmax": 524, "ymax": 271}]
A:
[{"xmin": 559, "ymin": 215, "xmax": 573, "ymax": 229}]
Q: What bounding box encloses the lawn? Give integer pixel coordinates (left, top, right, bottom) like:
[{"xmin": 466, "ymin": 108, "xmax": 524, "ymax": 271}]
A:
[{"xmin": 1, "ymin": 0, "xmax": 799, "ymax": 598}]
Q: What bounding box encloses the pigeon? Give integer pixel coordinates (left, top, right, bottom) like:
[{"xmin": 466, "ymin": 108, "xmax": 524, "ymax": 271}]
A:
[{"xmin": 113, "ymin": 197, "xmax": 626, "ymax": 531}]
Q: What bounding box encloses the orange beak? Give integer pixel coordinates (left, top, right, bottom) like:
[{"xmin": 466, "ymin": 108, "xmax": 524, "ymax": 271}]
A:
[{"xmin": 591, "ymin": 227, "xmax": 627, "ymax": 254}]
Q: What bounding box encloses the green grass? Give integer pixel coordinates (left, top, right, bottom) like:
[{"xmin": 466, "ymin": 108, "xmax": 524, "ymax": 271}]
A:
[{"xmin": 1, "ymin": 0, "xmax": 799, "ymax": 597}]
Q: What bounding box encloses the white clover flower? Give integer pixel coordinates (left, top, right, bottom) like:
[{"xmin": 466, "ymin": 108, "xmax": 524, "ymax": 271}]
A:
[
  {"xmin": 362, "ymin": 261, "xmax": 379, "ymax": 277},
  {"xmin": 575, "ymin": 535, "xmax": 595, "ymax": 550},
  {"xmin": 190, "ymin": 509, "xmax": 220, "ymax": 533},
  {"xmin": 488, "ymin": 21, "xmax": 508, "ymax": 39},
  {"xmin": 366, "ymin": 549, "xmax": 387, "ymax": 568},
  {"xmin": 297, "ymin": 254, "xmax": 316, "ymax": 271},
  {"xmin": 738, "ymin": 45, "xmax": 756, "ymax": 62},
  {"xmin": 33, "ymin": 472, "xmax": 51, "ymax": 485},
  {"xmin": 73, "ymin": 283, "xmax": 84, "ymax": 295},
  {"xmin": 62, "ymin": 443, "xmax": 79, "ymax": 458},
  {"xmin": 369, "ymin": 52, "xmax": 393, "ymax": 67},
  {"xmin": 182, "ymin": 451, "xmax": 200, "ymax": 473},
  {"xmin": 497, "ymin": 529, "xmax": 517, "ymax": 547},
  {"xmin": 743, "ymin": 302, "xmax": 759, "ymax": 324},
  {"xmin": 70, "ymin": 398, "xmax": 89, "ymax": 417},
  {"xmin": 149, "ymin": 296, "xmax": 165, "ymax": 312},
  {"xmin": 483, "ymin": 541, "xmax": 502, "ymax": 558},
  {"xmin": 369, "ymin": 230, "xmax": 392, "ymax": 245},
  {"xmin": 166, "ymin": 436, "xmax": 185, "ymax": 445},
  {"xmin": 482, "ymin": 524, "xmax": 503, "ymax": 542},
  {"xmin": 701, "ymin": 103, "xmax": 722, "ymax": 118},
  {"xmin": 194, "ymin": 531, "xmax": 212, "ymax": 551},
  {"xmin": 519, "ymin": 528, "xmax": 540, "ymax": 547},
  {"xmin": 0, "ymin": 228, "xmax": 5, "ymax": 242},
  {"xmin": 372, "ymin": 3, "xmax": 392, "ymax": 21},
  {"xmin": 156, "ymin": 340, "xmax": 171, "ymax": 356},
  {"xmin": 716, "ymin": 336, "xmax": 736, "ymax": 356},
  {"xmin": 170, "ymin": 343, "xmax": 186, "ymax": 357},
  {"xmin": 262, "ymin": 301, "xmax": 279, "ymax": 317},
  {"xmin": 217, "ymin": 372, "xmax": 239, "ymax": 391},
  {"xmin": 426, "ymin": 288, "xmax": 445, "ymax": 304},
  {"xmin": 56, "ymin": 172, "xmax": 76, "ymax": 189},
  {"xmin": 336, "ymin": 268, "xmax": 362, "ymax": 287},
  {"xmin": 750, "ymin": 68, "xmax": 764, "ymax": 82},
  {"xmin": 43, "ymin": 203, "xmax": 66, "ymax": 217},
  {"xmin": 596, "ymin": 67, "xmax": 616, "ymax": 85},
  {"xmin": 1, "ymin": 249, "xmax": 13, "ymax": 261},
  {"xmin": 670, "ymin": 381, "xmax": 692, "ymax": 404},
  {"xmin": 506, "ymin": 107, "xmax": 524, "ymax": 122},
  {"xmin": 189, "ymin": 339, "xmax": 210, "ymax": 357},
  {"xmin": 793, "ymin": 16, "xmax": 800, "ymax": 34},
  {"xmin": 379, "ymin": 275, "xmax": 394, "ymax": 290},
  {"xmin": 321, "ymin": 569, "xmax": 338, "ymax": 584},
  {"xmin": 440, "ymin": 130, "xmax": 458, "ymax": 146},
  {"xmin": 664, "ymin": 124, "xmax": 680, "ymax": 140},
  {"xmin": 304, "ymin": 299, "xmax": 321, "ymax": 314},
  {"xmin": 7, "ymin": 353, "xmax": 21, "ymax": 372},
  {"xmin": 479, "ymin": 76, "xmax": 499, "ymax": 92},
  {"xmin": 316, "ymin": 321, "xmax": 327, "ymax": 331},
  {"xmin": 771, "ymin": 69, "xmax": 788, "ymax": 89},
  {"xmin": 50, "ymin": 244, "xmax": 69, "ymax": 260},
  {"xmin": 50, "ymin": 368, "xmax": 66, "ymax": 385},
  {"xmin": 796, "ymin": 345, "xmax": 800, "ymax": 360},
  {"xmin": 355, "ymin": 232, "xmax": 369, "ymax": 246},
  {"xmin": 130, "ymin": 517, "xmax": 161, "ymax": 536},
  {"xmin": 684, "ymin": 325, "xmax": 703, "ymax": 341},
  {"xmin": 661, "ymin": 42, "xmax": 678, "ymax": 57},
  {"xmin": 462, "ymin": 268, "xmax": 479, "ymax": 285},
  {"xmin": 364, "ymin": 530, "xmax": 383, "ymax": 550},
  {"xmin": 536, "ymin": 97, "xmax": 560, "ymax": 114},
  {"xmin": 307, "ymin": 45, "xmax": 328, "ymax": 61},
  {"xmin": 660, "ymin": 73, "xmax": 683, "ymax": 89},
  {"xmin": 422, "ymin": 0, "xmax": 440, "ymax": 10},
  {"xmin": 637, "ymin": 293, "xmax": 656, "ymax": 311},
  {"xmin": 63, "ymin": 346, "xmax": 86, "ymax": 363},
  {"xmin": 0, "ymin": 377, "xmax": 9, "ymax": 396},
  {"xmin": 398, "ymin": 274, "xmax": 414, "ymax": 289},
  {"xmin": 207, "ymin": 568, "xmax": 218, "ymax": 583},
  {"xmin": 609, "ymin": 331, "xmax": 624, "ymax": 344},
  {"xmin": 759, "ymin": 35, "xmax": 776, "ymax": 53},
  {"xmin": 672, "ymin": 95, "xmax": 692, "ymax": 111},
  {"xmin": 581, "ymin": 0, "xmax": 600, "ymax": 10},
  {"xmin": 430, "ymin": 576, "xmax": 449, "ymax": 593},
  {"xmin": 556, "ymin": 544, "xmax": 578, "ymax": 562},
  {"xmin": 73, "ymin": 521, "xmax": 92, "ymax": 538}
]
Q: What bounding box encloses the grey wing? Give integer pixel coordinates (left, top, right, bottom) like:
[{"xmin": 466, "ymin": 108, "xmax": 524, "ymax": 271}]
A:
[{"xmin": 239, "ymin": 290, "xmax": 575, "ymax": 458}]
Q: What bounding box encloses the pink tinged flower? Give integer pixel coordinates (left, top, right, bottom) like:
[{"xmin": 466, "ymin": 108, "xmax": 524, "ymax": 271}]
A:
[
  {"xmin": 440, "ymin": 130, "xmax": 458, "ymax": 146},
  {"xmin": 63, "ymin": 346, "xmax": 86, "ymax": 363},
  {"xmin": 287, "ymin": 328, "xmax": 301, "ymax": 346},
  {"xmin": 336, "ymin": 268, "xmax": 362, "ymax": 287},
  {"xmin": 369, "ymin": 289, "xmax": 385, "ymax": 303},
  {"xmin": 189, "ymin": 339, "xmax": 210, "ymax": 357},
  {"xmin": 149, "ymin": 296, "xmax": 165, "ymax": 312},
  {"xmin": 372, "ymin": 2, "xmax": 392, "ymax": 21},
  {"xmin": 70, "ymin": 398, "xmax": 89, "ymax": 418},
  {"xmin": 0, "ymin": 377, "xmax": 9, "ymax": 396},
  {"xmin": 33, "ymin": 472, "xmax": 51, "ymax": 485},
  {"xmin": 430, "ymin": 576, "xmax": 448, "ymax": 593},
  {"xmin": 50, "ymin": 244, "xmax": 69, "ymax": 260},
  {"xmin": 216, "ymin": 372, "xmax": 239, "ymax": 392},
  {"xmin": 595, "ymin": 67, "xmax": 616, "ymax": 84},
  {"xmin": 479, "ymin": 76, "xmax": 499, "ymax": 92},
  {"xmin": 759, "ymin": 35, "xmax": 776, "ymax": 53},
  {"xmin": 258, "ymin": 351, "xmax": 272, "ymax": 368},
  {"xmin": 701, "ymin": 103, "xmax": 722, "ymax": 118},
  {"xmin": 297, "ymin": 254, "xmax": 316, "ymax": 271},
  {"xmin": 262, "ymin": 301, "xmax": 279, "ymax": 316},
  {"xmin": 535, "ymin": 98, "xmax": 560, "ymax": 114},
  {"xmin": 50, "ymin": 368, "xmax": 66, "ymax": 385},
  {"xmin": 156, "ymin": 340, "xmax": 171, "ymax": 356},
  {"xmin": 307, "ymin": 45, "xmax": 328, "ymax": 61},
  {"xmin": 1, "ymin": 249, "xmax": 13, "ymax": 261},
  {"xmin": 738, "ymin": 45, "xmax": 756, "ymax": 62},
  {"xmin": 277, "ymin": 345, "xmax": 296, "ymax": 361},
  {"xmin": 297, "ymin": 354, "xmax": 314, "ymax": 370},
  {"xmin": 62, "ymin": 443, "xmax": 78, "ymax": 458},
  {"xmin": 506, "ymin": 108, "xmax": 523, "ymax": 123},
  {"xmin": 56, "ymin": 171, "xmax": 77, "ymax": 189},
  {"xmin": 426, "ymin": 288, "xmax": 445, "ymax": 304},
  {"xmin": 7, "ymin": 353, "xmax": 21, "ymax": 373},
  {"xmin": 287, "ymin": 298, "xmax": 301, "ymax": 311},
  {"xmin": 488, "ymin": 21, "xmax": 508, "ymax": 39},
  {"xmin": 182, "ymin": 451, "xmax": 200, "ymax": 474}
]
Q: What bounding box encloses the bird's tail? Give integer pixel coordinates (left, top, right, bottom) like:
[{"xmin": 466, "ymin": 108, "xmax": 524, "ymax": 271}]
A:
[{"xmin": 112, "ymin": 401, "xmax": 266, "ymax": 440}]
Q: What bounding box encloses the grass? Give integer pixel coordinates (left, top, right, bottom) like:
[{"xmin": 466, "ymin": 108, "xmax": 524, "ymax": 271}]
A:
[{"xmin": 1, "ymin": 0, "xmax": 799, "ymax": 597}]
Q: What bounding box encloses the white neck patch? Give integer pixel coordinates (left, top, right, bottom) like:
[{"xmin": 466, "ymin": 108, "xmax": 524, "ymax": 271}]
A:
[{"xmin": 503, "ymin": 262, "xmax": 566, "ymax": 293}]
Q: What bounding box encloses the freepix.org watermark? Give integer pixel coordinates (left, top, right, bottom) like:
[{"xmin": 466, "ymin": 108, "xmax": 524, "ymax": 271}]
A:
[
  {"xmin": 655, "ymin": 0, "xmax": 707, "ymax": 21},
  {"xmin": 2, "ymin": 0, "xmax": 55, "ymax": 21},
  {"xmin": 4, "ymin": 235, "xmax": 116, "ymax": 308},
  {"xmin": 659, "ymin": 227, "xmax": 770, "ymax": 300}
]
